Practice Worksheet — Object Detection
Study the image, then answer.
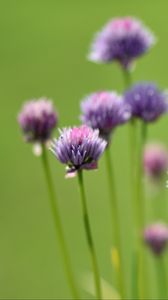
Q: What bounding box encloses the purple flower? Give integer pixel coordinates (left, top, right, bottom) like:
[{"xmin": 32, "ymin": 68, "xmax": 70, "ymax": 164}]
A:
[
  {"xmin": 144, "ymin": 143, "xmax": 168, "ymax": 180},
  {"xmin": 124, "ymin": 83, "xmax": 168, "ymax": 122},
  {"xmin": 88, "ymin": 17, "xmax": 155, "ymax": 69},
  {"xmin": 80, "ymin": 91, "xmax": 131, "ymax": 141},
  {"xmin": 18, "ymin": 98, "xmax": 58, "ymax": 143},
  {"xmin": 50, "ymin": 125, "xmax": 107, "ymax": 177},
  {"xmin": 144, "ymin": 223, "xmax": 168, "ymax": 255}
]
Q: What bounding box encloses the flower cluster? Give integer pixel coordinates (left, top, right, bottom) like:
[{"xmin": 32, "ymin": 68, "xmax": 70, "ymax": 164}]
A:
[
  {"xmin": 88, "ymin": 17, "xmax": 155, "ymax": 69},
  {"xmin": 144, "ymin": 143, "xmax": 168, "ymax": 180},
  {"xmin": 18, "ymin": 98, "xmax": 58, "ymax": 143},
  {"xmin": 124, "ymin": 83, "xmax": 168, "ymax": 122},
  {"xmin": 51, "ymin": 125, "xmax": 107, "ymax": 177},
  {"xmin": 144, "ymin": 223, "xmax": 168, "ymax": 255},
  {"xmin": 80, "ymin": 91, "xmax": 131, "ymax": 141}
]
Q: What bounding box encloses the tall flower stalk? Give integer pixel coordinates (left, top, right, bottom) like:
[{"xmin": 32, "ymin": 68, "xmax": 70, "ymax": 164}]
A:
[
  {"xmin": 18, "ymin": 98, "xmax": 79, "ymax": 299},
  {"xmin": 78, "ymin": 170, "xmax": 102, "ymax": 299},
  {"xmin": 80, "ymin": 91, "xmax": 130, "ymax": 297},
  {"xmin": 136, "ymin": 122, "xmax": 147, "ymax": 298},
  {"xmin": 41, "ymin": 145, "xmax": 79, "ymax": 299},
  {"xmin": 88, "ymin": 17, "xmax": 156, "ymax": 299},
  {"xmin": 50, "ymin": 125, "xmax": 106, "ymax": 299},
  {"xmin": 125, "ymin": 83, "xmax": 168, "ymax": 298}
]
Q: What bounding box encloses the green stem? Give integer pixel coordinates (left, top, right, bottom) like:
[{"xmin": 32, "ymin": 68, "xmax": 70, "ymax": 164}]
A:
[
  {"xmin": 137, "ymin": 122, "xmax": 147, "ymax": 229},
  {"xmin": 41, "ymin": 145, "xmax": 79, "ymax": 299},
  {"xmin": 122, "ymin": 70, "xmax": 138, "ymax": 231},
  {"xmin": 156, "ymin": 255, "xmax": 167, "ymax": 299},
  {"xmin": 136, "ymin": 122, "xmax": 148, "ymax": 299},
  {"xmin": 122, "ymin": 68, "xmax": 132, "ymax": 90},
  {"xmin": 123, "ymin": 69, "xmax": 139, "ymax": 299},
  {"xmin": 78, "ymin": 171, "xmax": 102, "ymax": 300},
  {"xmin": 105, "ymin": 146, "xmax": 125, "ymax": 298},
  {"xmin": 141, "ymin": 121, "xmax": 147, "ymax": 146},
  {"xmin": 129, "ymin": 119, "xmax": 138, "ymax": 229}
]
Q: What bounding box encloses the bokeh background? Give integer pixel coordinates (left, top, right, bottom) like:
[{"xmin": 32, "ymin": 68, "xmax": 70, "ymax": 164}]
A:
[{"xmin": 1, "ymin": 0, "xmax": 168, "ymax": 298}]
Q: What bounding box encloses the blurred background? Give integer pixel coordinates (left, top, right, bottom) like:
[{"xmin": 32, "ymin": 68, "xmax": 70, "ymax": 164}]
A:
[{"xmin": 0, "ymin": 0, "xmax": 168, "ymax": 298}]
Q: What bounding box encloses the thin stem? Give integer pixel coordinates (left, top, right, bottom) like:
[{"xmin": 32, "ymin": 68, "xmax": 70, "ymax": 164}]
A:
[
  {"xmin": 136, "ymin": 122, "xmax": 148, "ymax": 299},
  {"xmin": 77, "ymin": 171, "xmax": 102, "ymax": 300},
  {"xmin": 141, "ymin": 121, "xmax": 147, "ymax": 146},
  {"xmin": 105, "ymin": 146, "xmax": 125, "ymax": 298},
  {"xmin": 156, "ymin": 255, "xmax": 167, "ymax": 299},
  {"xmin": 123, "ymin": 69, "xmax": 139, "ymax": 299},
  {"xmin": 129, "ymin": 119, "xmax": 138, "ymax": 229},
  {"xmin": 41, "ymin": 145, "xmax": 79, "ymax": 299},
  {"xmin": 122, "ymin": 68, "xmax": 132, "ymax": 90},
  {"xmin": 122, "ymin": 69, "xmax": 138, "ymax": 231},
  {"xmin": 137, "ymin": 122, "xmax": 147, "ymax": 229}
]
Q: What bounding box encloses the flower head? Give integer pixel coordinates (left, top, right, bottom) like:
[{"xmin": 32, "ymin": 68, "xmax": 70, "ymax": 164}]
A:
[
  {"xmin": 51, "ymin": 125, "xmax": 107, "ymax": 177},
  {"xmin": 144, "ymin": 143, "xmax": 168, "ymax": 180},
  {"xmin": 80, "ymin": 91, "xmax": 131, "ymax": 141},
  {"xmin": 88, "ymin": 17, "xmax": 155, "ymax": 69},
  {"xmin": 18, "ymin": 98, "xmax": 58, "ymax": 143},
  {"xmin": 124, "ymin": 83, "xmax": 168, "ymax": 122},
  {"xmin": 144, "ymin": 223, "xmax": 168, "ymax": 255}
]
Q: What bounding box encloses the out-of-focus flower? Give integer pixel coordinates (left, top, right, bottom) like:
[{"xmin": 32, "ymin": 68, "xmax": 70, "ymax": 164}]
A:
[
  {"xmin": 144, "ymin": 143, "xmax": 168, "ymax": 180},
  {"xmin": 144, "ymin": 223, "xmax": 168, "ymax": 255},
  {"xmin": 80, "ymin": 91, "xmax": 131, "ymax": 141},
  {"xmin": 88, "ymin": 17, "xmax": 155, "ymax": 70},
  {"xmin": 18, "ymin": 98, "xmax": 58, "ymax": 143},
  {"xmin": 50, "ymin": 125, "xmax": 107, "ymax": 177},
  {"xmin": 124, "ymin": 83, "xmax": 168, "ymax": 122}
]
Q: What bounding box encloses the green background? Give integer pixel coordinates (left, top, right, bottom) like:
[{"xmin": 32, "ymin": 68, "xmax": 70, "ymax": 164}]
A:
[{"xmin": 0, "ymin": 0, "xmax": 168, "ymax": 298}]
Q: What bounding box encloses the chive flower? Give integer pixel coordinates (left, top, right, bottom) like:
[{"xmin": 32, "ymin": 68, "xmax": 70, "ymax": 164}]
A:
[
  {"xmin": 50, "ymin": 125, "xmax": 107, "ymax": 177},
  {"xmin": 144, "ymin": 223, "xmax": 168, "ymax": 255},
  {"xmin": 80, "ymin": 91, "xmax": 131, "ymax": 141},
  {"xmin": 144, "ymin": 143, "xmax": 168, "ymax": 180},
  {"xmin": 18, "ymin": 98, "xmax": 58, "ymax": 143},
  {"xmin": 124, "ymin": 83, "xmax": 168, "ymax": 122},
  {"xmin": 88, "ymin": 17, "xmax": 155, "ymax": 70}
]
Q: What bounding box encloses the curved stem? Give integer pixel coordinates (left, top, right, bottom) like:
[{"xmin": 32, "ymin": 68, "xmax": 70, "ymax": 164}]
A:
[
  {"xmin": 105, "ymin": 146, "xmax": 125, "ymax": 298},
  {"xmin": 41, "ymin": 145, "xmax": 79, "ymax": 299},
  {"xmin": 78, "ymin": 171, "xmax": 102, "ymax": 300}
]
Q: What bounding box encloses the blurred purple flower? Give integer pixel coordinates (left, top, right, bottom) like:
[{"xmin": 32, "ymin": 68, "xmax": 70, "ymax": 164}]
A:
[
  {"xmin": 124, "ymin": 83, "xmax": 168, "ymax": 122},
  {"xmin": 88, "ymin": 17, "xmax": 155, "ymax": 70},
  {"xmin": 144, "ymin": 143, "xmax": 168, "ymax": 180},
  {"xmin": 18, "ymin": 98, "xmax": 58, "ymax": 143},
  {"xmin": 144, "ymin": 223, "xmax": 168, "ymax": 255},
  {"xmin": 80, "ymin": 91, "xmax": 131, "ymax": 141},
  {"xmin": 50, "ymin": 125, "xmax": 107, "ymax": 177}
]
